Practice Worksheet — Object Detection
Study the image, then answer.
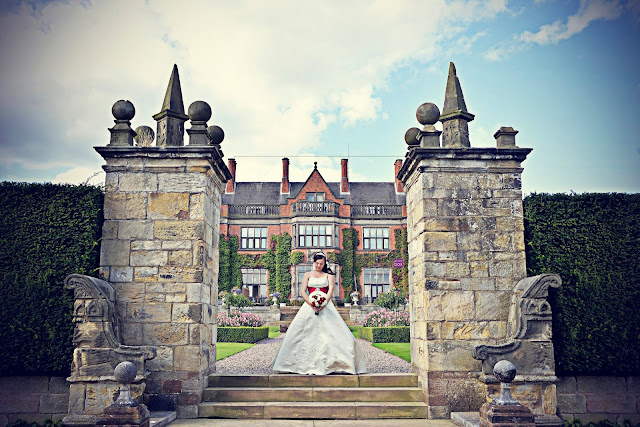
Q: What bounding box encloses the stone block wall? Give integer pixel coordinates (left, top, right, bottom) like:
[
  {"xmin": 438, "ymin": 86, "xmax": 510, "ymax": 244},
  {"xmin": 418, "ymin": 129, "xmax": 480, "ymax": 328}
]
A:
[
  {"xmin": 95, "ymin": 146, "xmax": 228, "ymax": 418},
  {"xmin": 400, "ymin": 148, "xmax": 531, "ymax": 417},
  {"xmin": 0, "ymin": 376, "xmax": 69, "ymax": 425},
  {"xmin": 556, "ymin": 376, "xmax": 640, "ymax": 424}
]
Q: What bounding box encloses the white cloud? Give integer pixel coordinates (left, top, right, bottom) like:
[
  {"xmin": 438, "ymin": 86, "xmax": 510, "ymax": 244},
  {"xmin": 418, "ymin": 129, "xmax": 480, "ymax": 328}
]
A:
[
  {"xmin": 52, "ymin": 165, "xmax": 104, "ymax": 186},
  {"xmin": 519, "ymin": 0, "xmax": 623, "ymax": 45},
  {"xmin": 484, "ymin": 0, "xmax": 623, "ymax": 62},
  {"xmin": 0, "ymin": 0, "xmax": 511, "ymax": 183}
]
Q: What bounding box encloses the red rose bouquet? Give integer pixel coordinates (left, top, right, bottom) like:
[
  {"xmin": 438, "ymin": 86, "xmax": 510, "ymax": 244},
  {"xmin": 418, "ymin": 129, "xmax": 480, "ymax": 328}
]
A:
[{"xmin": 309, "ymin": 290, "xmax": 329, "ymax": 315}]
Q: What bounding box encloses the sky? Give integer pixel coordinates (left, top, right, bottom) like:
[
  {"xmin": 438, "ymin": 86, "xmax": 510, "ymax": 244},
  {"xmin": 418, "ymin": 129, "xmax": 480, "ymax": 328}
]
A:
[{"xmin": 0, "ymin": 0, "xmax": 638, "ymax": 195}]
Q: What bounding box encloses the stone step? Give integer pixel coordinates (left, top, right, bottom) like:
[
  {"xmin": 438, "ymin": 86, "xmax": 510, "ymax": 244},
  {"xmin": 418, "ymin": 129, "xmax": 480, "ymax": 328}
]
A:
[
  {"xmin": 203, "ymin": 386, "xmax": 423, "ymax": 402},
  {"xmin": 198, "ymin": 401, "xmax": 429, "ymax": 419},
  {"xmin": 207, "ymin": 373, "xmax": 419, "ymax": 388}
]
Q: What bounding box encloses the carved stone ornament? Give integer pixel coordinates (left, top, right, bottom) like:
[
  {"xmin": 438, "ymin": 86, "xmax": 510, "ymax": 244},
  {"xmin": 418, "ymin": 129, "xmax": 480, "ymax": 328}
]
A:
[
  {"xmin": 473, "ymin": 274, "xmax": 561, "ymax": 379},
  {"xmin": 63, "ymin": 274, "xmax": 156, "ymax": 427}
]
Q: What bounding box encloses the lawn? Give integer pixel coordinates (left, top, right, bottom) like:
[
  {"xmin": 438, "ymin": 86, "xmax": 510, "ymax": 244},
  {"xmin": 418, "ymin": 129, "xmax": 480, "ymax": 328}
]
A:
[
  {"xmin": 269, "ymin": 325, "xmax": 280, "ymax": 338},
  {"xmin": 349, "ymin": 325, "xmax": 359, "ymax": 338},
  {"xmin": 216, "ymin": 342, "xmax": 254, "ymax": 361},
  {"xmin": 216, "ymin": 326, "xmax": 280, "ymax": 361},
  {"xmin": 372, "ymin": 343, "xmax": 411, "ymax": 362}
]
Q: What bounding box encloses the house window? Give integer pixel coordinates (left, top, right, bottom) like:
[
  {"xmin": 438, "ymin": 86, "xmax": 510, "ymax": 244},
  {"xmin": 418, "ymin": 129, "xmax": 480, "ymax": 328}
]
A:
[
  {"xmin": 363, "ymin": 267, "xmax": 390, "ymax": 302},
  {"xmin": 297, "ymin": 265, "xmax": 313, "ymax": 296},
  {"xmin": 363, "ymin": 227, "xmax": 389, "ymax": 250},
  {"xmin": 298, "ymin": 224, "xmax": 333, "ymax": 248},
  {"xmin": 306, "ymin": 192, "xmax": 325, "ymax": 202},
  {"xmin": 241, "ymin": 268, "xmax": 267, "ymax": 301},
  {"xmin": 240, "ymin": 227, "xmax": 267, "ymax": 249}
]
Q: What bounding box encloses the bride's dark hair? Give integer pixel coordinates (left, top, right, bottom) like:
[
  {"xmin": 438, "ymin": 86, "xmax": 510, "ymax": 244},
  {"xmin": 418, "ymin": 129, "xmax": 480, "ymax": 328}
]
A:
[{"xmin": 313, "ymin": 252, "xmax": 335, "ymax": 275}]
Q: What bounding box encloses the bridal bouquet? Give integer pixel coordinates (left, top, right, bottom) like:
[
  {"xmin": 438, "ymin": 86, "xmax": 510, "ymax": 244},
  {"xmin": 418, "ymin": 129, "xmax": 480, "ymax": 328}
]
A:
[{"xmin": 309, "ymin": 290, "xmax": 329, "ymax": 315}]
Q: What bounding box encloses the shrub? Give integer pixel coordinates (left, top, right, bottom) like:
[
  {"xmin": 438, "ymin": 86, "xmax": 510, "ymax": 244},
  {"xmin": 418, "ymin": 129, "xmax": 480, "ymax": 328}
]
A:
[
  {"xmin": 226, "ymin": 293, "xmax": 251, "ymax": 309},
  {"xmin": 373, "ymin": 289, "xmax": 408, "ymax": 311},
  {"xmin": 361, "ymin": 308, "xmax": 409, "ymax": 327},
  {"xmin": 0, "ymin": 182, "xmax": 103, "ymax": 376},
  {"xmin": 217, "ymin": 310, "xmax": 264, "ymax": 327},
  {"xmin": 524, "ymin": 193, "xmax": 640, "ymax": 375},
  {"xmin": 217, "ymin": 326, "xmax": 269, "ymax": 343},
  {"xmin": 359, "ymin": 326, "xmax": 410, "ymax": 343}
]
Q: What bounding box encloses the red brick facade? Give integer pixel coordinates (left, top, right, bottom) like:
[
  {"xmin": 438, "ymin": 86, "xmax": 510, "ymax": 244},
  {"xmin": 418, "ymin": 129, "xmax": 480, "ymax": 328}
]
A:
[{"xmin": 220, "ymin": 159, "xmax": 406, "ymax": 302}]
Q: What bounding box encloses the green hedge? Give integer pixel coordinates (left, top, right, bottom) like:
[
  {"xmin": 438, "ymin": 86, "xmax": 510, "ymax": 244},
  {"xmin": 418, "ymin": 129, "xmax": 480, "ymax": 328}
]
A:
[
  {"xmin": 359, "ymin": 326, "xmax": 410, "ymax": 343},
  {"xmin": 0, "ymin": 182, "xmax": 104, "ymax": 376},
  {"xmin": 524, "ymin": 193, "xmax": 640, "ymax": 376},
  {"xmin": 217, "ymin": 326, "xmax": 269, "ymax": 343}
]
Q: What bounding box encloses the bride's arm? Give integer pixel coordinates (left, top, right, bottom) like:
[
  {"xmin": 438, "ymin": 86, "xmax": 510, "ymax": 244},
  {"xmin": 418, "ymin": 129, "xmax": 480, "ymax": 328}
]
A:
[{"xmin": 301, "ymin": 272, "xmax": 312, "ymax": 306}]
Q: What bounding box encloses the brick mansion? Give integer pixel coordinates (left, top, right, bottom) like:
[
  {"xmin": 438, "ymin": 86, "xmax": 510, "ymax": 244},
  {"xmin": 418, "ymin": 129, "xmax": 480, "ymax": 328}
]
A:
[{"xmin": 219, "ymin": 157, "xmax": 408, "ymax": 302}]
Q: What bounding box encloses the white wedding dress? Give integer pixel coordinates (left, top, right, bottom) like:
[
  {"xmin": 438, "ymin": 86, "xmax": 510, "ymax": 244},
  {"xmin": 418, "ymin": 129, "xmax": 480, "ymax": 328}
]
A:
[{"xmin": 272, "ymin": 276, "xmax": 367, "ymax": 375}]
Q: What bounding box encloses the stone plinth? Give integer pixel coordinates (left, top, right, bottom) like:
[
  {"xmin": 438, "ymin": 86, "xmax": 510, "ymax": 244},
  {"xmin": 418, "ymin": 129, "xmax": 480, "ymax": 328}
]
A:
[
  {"xmin": 398, "ymin": 147, "xmax": 532, "ymax": 417},
  {"xmin": 96, "ymin": 404, "xmax": 150, "ymax": 427},
  {"xmin": 95, "ymin": 145, "xmax": 231, "ymax": 418},
  {"xmin": 479, "ymin": 402, "xmax": 535, "ymax": 427}
]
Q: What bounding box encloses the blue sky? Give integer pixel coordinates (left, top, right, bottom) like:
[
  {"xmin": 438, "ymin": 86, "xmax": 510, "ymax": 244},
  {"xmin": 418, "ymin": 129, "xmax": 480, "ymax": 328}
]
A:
[{"xmin": 0, "ymin": 0, "xmax": 638, "ymax": 195}]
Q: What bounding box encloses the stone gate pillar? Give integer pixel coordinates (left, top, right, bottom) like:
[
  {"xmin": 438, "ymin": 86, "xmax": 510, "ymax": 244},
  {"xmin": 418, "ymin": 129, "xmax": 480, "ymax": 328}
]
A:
[
  {"xmin": 398, "ymin": 63, "xmax": 532, "ymax": 418},
  {"xmin": 95, "ymin": 65, "xmax": 231, "ymax": 417}
]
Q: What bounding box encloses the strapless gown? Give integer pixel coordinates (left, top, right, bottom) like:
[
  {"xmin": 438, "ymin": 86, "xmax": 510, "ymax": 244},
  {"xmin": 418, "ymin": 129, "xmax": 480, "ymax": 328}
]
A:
[{"xmin": 272, "ymin": 276, "xmax": 367, "ymax": 375}]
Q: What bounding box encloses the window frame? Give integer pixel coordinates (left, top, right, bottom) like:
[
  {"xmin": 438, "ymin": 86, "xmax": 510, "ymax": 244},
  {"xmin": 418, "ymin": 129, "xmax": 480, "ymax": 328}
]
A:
[
  {"xmin": 362, "ymin": 227, "xmax": 390, "ymax": 250},
  {"xmin": 298, "ymin": 223, "xmax": 334, "ymax": 248},
  {"xmin": 240, "ymin": 226, "xmax": 268, "ymax": 250}
]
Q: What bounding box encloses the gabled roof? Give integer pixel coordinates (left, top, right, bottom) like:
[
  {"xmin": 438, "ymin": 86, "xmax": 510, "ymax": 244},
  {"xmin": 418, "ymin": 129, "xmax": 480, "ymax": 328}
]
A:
[
  {"xmin": 290, "ymin": 166, "xmax": 340, "ymax": 201},
  {"xmin": 222, "ymin": 181, "xmax": 404, "ymax": 206}
]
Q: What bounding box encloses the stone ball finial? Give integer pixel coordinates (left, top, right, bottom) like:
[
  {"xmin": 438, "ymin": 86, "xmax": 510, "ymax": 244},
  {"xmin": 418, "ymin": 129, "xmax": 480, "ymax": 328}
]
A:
[
  {"xmin": 112, "ymin": 100, "xmax": 135, "ymax": 121},
  {"xmin": 114, "ymin": 361, "xmax": 137, "ymax": 385},
  {"xmin": 416, "ymin": 102, "xmax": 440, "ymax": 126},
  {"xmin": 188, "ymin": 101, "xmax": 212, "ymax": 122},
  {"xmin": 404, "ymin": 127, "xmax": 421, "ymax": 146},
  {"xmin": 207, "ymin": 125, "xmax": 225, "ymax": 145},
  {"xmin": 493, "ymin": 360, "xmax": 516, "ymax": 383},
  {"xmin": 134, "ymin": 126, "xmax": 155, "ymax": 147}
]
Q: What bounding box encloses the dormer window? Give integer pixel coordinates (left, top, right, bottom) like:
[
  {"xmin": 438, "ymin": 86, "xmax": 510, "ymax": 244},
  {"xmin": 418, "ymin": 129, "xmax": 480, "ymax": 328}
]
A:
[{"xmin": 306, "ymin": 192, "xmax": 325, "ymax": 202}]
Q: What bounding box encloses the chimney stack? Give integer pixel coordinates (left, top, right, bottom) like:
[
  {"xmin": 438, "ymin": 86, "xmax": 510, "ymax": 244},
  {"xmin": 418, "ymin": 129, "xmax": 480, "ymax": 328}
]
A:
[
  {"xmin": 226, "ymin": 158, "xmax": 236, "ymax": 194},
  {"xmin": 341, "ymin": 159, "xmax": 350, "ymax": 194},
  {"xmin": 281, "ymin": 158, "xmax": 290, "ymax": 194},
  {"xmin": 394, "ymin": 159, "xmax": 404, "ymax": 193}
]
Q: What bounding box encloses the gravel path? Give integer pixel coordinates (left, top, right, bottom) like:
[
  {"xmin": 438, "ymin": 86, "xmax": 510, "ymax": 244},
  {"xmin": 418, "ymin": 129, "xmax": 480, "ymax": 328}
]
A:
[{"xmin": 215, "ymin": 334, "xmax": 411, "ymax": 374}]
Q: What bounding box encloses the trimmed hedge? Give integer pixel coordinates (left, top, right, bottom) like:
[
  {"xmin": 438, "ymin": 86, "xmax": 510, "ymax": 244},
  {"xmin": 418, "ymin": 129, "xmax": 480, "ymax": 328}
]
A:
[
  {"xmin": 359, "ymin": 326, "xmax": 410, "ymax": 343},
  {"xmin": 524, "ymin": 193, "xmax": 640, "ymax": 376},
  {"xmin": 0, "ymin": 182, "xmax": 103, "ymax": 376},
  {"xmin": 217, "ymin": 326, "xmax": 269, "ymax": 343}
]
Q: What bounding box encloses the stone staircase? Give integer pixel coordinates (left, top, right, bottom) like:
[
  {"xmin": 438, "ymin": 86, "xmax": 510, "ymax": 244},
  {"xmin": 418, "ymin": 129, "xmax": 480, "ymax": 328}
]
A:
[
  {"xmin": 199, "ymin": 373, "xmax": 427, "ymax": 420},
  {"xmin": 277, "ymin": 305, "xmax": 355, "ymax": 332}
]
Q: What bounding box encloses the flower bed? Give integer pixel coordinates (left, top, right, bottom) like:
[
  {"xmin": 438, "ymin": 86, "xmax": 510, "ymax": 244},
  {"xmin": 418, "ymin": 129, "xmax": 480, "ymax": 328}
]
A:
[
  {"xmin": 359, "ymin": 308, "xmax": 410, "ymax": 343},
  {"xmin": 216, "ymin": 310, "xmax": 268, "ymax": 343},
  {"xmin": 217, "ymin": 310, "xmax": 264, "ymax": 327},
  {"xmin": 361, "ymin": 308, "xmax": 409, "ymax": 327}
]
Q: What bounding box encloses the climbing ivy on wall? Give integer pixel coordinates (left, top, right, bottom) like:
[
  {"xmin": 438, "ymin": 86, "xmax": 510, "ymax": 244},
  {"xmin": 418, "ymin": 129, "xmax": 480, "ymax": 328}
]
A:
[
  {"xmin": 334, "ymin": 227, "xmax": 409, "ymax": 294},
  {"xmin": 218, "ymin": 237, "xmax": 231, "ymax": 292},
  {"xmin": 275, "ymin": 233, "xmax": 292, "ymax": 295},
  {"xmin": 339, "ymin": 228, "xmax": 358, "ymax": 293},
  {"xmin": 0, "ymin": 182, "xmax": 103, "ymax": 376},
  {"xmin": 524, "ymin": 192, "xmax": 640, "ymax": 376},
  {"xmin": 218, "ymin": 233, "xmax": 302, "ymax": 296}
]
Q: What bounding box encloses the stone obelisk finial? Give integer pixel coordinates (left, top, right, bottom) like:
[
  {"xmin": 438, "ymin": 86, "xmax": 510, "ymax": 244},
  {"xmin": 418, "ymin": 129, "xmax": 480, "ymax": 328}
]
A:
[
  {"xmin": 439, "ymin": 62, "xmax": 475, "ymax": 147},
  {"xmin": 153, "ymin": 64, "xmax": 189, "ymax": 146}
]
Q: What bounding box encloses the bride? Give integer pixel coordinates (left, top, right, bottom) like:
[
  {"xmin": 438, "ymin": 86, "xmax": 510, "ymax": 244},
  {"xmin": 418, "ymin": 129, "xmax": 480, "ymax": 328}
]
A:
[{"xmin": 272, "ymin": 251, "xmax": 367, "ymax": 375}]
